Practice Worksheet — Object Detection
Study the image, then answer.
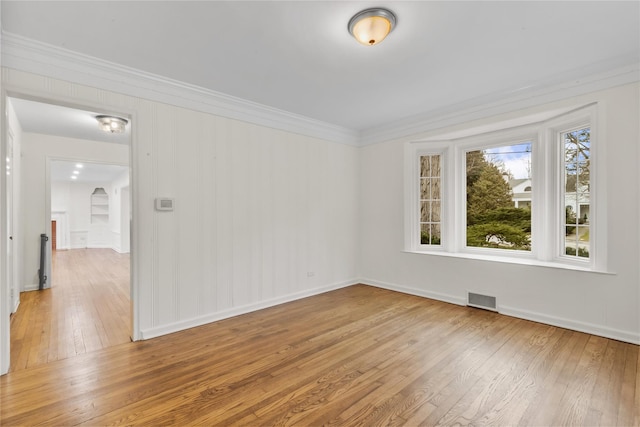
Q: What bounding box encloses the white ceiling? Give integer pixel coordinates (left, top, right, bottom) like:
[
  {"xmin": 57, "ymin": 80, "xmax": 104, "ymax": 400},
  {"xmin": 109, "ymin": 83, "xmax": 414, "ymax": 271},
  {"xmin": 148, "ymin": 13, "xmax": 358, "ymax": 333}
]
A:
[
  {"xmin": 2, "ymin": 1, "xmax": 639, "ymax": 134},
  {"xmin": 8, "ymin": 97, "xmax": 130, "ymax": 183},
  {"xmin": 9, "ymin": 98, "xmax": 130, "ymax": 145},
  {"xmin": 50, "ymin": 160, "xmax": 128, "ymax": 184}
]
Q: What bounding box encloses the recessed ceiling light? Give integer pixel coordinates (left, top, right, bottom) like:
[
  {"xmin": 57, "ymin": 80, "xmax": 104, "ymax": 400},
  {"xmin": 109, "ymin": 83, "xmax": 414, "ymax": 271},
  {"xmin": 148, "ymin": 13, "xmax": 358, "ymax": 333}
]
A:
[
  {"xmin": 96, "ymin": 115, "xmax": 128, "ymax": 133},
  {"xmin": 76, "ymin": 163, "xmax": 84, "ymax": 168},
  {"xmin": 73, "ymin": 170, "xmax": 79, "ymax": 175},
  {"xmin": 71, "ymin": 176, "xmax": 77, "ymax": 180},
  {"xmin": 348, "ymin": 8, "xmax": 397, "ymax": 46}
]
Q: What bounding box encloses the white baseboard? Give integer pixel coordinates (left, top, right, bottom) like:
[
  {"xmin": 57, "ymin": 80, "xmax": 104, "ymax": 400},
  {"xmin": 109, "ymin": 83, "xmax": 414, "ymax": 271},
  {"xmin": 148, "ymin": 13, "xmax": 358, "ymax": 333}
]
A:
[
  {"xmin": 499, "ymin": 305, "xmax": 640, "ymax": 345},
  {"xmin": 360, "ymin": 277, "xmax": 640, "ymax": 345},
  {"xmin": 360, "ymin": 277, "xmax": 466, "ymax": 307},
  {"xmin": 140, "ymin": 279, "xmax": 358, "ymax": 340}
]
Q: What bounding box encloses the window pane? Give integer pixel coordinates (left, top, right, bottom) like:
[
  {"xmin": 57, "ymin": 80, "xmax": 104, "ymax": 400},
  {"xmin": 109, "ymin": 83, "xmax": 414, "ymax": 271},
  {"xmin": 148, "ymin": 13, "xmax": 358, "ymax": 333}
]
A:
[
  {"xmin": 431, "ymin": 224, "xmax": 441, "ymax": 244},
  {"xmin": 420, "ymin": 178, "xmax": 430, "ymax": 200},
  {"xmin": 432, "ymin": 178, "xmax": 441, "ymax": 200},
  {"xmin": 420, "ymin": 223, "xmax": 430, "ymax": 244},
  {"xmin": 419, "ymin": 155, "xmax": 442, "ymax": 246},
  {"xmin": 563, "ymin": 127, "xmax": 590, "ymax": 259},
  {"xmin": 431, "ymin": 201, "xmax": 441, "ymax": 222},
  {"xmin": 466, "ymin": 142, "xmax": 532, "ymax": 251},
  {"xmin": 420, "ymin": 201, "xmax": 431, "ymax": 222},
  {"xmin": 420, "ymin": 156, "xmax": 431, "ymax": 178},
  {"xmin": 419, "ymin": 223, "xmax": 442, "ymax": 245},
  {"xmin": 430, "ymin": 155, "xmax": 441, "ymax": 177}
]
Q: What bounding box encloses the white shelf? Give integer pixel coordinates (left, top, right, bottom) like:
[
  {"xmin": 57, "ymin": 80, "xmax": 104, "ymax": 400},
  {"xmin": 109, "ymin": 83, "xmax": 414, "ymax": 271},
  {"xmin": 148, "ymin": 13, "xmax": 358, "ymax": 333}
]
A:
[{"xmin": 91, "ymin": 188, "xmax": 109, "ymax": 224}]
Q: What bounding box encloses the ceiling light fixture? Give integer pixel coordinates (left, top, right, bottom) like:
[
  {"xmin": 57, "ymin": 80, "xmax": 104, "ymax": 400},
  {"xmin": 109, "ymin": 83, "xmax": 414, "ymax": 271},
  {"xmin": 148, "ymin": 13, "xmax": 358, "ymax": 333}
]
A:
[
  {"xmin": 96, "ymin": 115, "xmax": 128, "ymax": 133},
  {"xmin": 348, "ymin": 8, "xmax": 396, "ymax": 46}
]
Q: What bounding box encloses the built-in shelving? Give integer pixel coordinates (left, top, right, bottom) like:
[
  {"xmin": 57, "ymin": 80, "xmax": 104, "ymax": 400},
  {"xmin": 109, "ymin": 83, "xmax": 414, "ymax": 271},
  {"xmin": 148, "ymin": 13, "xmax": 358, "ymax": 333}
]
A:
[{"xmin": 91, "ymin": 187, "xmax": 109, "ymax": 224}]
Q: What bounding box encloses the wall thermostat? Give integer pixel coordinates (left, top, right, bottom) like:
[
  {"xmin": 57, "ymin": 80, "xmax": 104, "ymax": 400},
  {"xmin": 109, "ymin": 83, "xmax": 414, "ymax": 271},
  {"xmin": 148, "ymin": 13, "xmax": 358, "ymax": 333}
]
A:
[{"xmin": 155, "ymin": 198, "xmax": 174, "ymax": 211}]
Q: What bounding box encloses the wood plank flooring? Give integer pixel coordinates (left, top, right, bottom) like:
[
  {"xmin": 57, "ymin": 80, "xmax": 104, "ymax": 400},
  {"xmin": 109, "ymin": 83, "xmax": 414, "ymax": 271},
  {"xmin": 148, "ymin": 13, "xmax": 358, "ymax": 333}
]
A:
[
  {"xmin": 8, "ymin": 248, "xmax": 131, "ymax": 372},
  {"xmin": 1, "ymin": 284, "xmax": 638, "ymax": 425}
]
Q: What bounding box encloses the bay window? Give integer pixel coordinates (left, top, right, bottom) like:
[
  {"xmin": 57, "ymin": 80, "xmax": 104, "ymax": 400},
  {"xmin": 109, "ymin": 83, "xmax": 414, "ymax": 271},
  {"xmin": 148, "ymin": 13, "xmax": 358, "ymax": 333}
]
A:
[{"xmin": 405, "ymin": 105, "xmax": 603, "ymax": 271}]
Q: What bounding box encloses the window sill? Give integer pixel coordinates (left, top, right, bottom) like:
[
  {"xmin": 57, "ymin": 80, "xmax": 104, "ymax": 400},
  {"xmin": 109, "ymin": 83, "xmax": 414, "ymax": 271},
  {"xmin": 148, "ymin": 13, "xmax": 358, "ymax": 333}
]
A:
[{"xmin": 402, "ymin": 249, "xmax": 615, "ymax": 275}]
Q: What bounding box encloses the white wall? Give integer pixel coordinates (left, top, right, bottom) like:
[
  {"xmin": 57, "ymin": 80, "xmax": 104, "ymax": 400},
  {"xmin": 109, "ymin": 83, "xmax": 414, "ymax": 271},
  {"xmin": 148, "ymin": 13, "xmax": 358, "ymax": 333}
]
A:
[
  {"xmin": 53, "ymin": 181, "xmax": 117, "ymax": 249},
  {"xmin": 109, "ymin": 169, "xmax": 130, "ymax": 253},
  {"xmin": 51, "ymin": 181, "xmax": 70, "ymax": 250},
  {"xmin": 51, "ymin": 181, "xmax": 70, "ymax": 212},
  {"xmin": 360, "ymin": 82, "xmax": 640, "ymax": 343},
  {"xmin": 21, "ymin": 133, "xmax": 128, "ymax": 290},
  {"xmin": 5, "ymin": 69, "xmax": 360, "ymax": 347}
]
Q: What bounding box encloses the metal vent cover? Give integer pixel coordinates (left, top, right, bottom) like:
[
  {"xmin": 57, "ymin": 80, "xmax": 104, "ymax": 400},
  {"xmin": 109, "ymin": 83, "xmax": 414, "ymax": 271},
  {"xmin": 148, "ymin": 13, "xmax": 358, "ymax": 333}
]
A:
[{"xmin": 467, "ymin": 292, "xmax": 497, "ymax": 312}]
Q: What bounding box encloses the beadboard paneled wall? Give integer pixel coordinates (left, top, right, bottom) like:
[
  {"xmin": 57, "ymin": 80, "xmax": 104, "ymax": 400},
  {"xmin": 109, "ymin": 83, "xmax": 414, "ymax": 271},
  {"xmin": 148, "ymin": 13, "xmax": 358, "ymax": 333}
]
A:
[
  {"xmin": 359, "ymin": 82, "xmax": 640, "ymax": 344},
  {"xmin": 4, "ymin": 68, "xmax": 359, "ymax": 339}
]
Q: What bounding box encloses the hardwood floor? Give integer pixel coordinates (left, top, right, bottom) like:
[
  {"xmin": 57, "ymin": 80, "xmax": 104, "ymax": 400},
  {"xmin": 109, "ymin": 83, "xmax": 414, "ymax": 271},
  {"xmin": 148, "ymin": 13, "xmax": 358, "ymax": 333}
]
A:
[
  {"xmin": 1, "ymin": 285, "xmax": 638, "ymax": 426},
  {"xmin": 8, "ymin": 248, "xmax": 131, "ymax": 372}
]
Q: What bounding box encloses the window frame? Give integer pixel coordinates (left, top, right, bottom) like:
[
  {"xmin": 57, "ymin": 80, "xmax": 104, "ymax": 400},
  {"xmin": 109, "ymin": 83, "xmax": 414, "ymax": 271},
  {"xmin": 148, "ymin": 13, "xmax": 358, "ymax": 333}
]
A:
[
  {"xmin": 454, "ymin": 126, "xmax": 539, "ymax": 259},
  {"xmin": 546, "ymin": 109, "xmax": 600, "ymax": 269},
  {"xmin": 406, "ymin": 144, "xmax": 450, "ymax": 252},
  {"xmin": 417, "ymin": 153, "xmax": 444, "ymax": 247},
  {"xmin": 405, "ymin": 104, "xmax": 604, "ymax": 272}
]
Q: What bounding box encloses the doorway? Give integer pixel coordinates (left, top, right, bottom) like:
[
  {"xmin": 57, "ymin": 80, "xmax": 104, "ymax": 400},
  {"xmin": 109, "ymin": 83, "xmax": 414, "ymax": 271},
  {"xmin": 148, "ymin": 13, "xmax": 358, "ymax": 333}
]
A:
[
  {"xmin": 51, "ymin": 220, "xmax": 57, "ymax": 251},
  {"xmin": 5, "ymin": 97, "xmax": 135, "ymax": 373}
]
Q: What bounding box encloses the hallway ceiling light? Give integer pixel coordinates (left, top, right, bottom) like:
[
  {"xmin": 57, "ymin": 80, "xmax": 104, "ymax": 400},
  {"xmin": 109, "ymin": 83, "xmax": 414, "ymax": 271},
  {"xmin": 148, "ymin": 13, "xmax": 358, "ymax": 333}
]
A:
[
  {"xmin": 96, "ymin": 115, "xmax": 128, "ymax": 133},
  {"xmin": 348, "ymin": 8, "xmax": 396, "ymax": 46}
]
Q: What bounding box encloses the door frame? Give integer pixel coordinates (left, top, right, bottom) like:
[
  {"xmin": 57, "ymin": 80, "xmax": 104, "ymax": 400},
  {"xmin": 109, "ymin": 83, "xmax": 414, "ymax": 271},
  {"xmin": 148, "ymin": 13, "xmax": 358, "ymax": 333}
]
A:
[
  {"xmin": 6, "ymin": 128, "xmax": 17, "ymax": 314},
  {"xmin": 0, "ymin": 88, "xmax": 140, "ymax": 375}
]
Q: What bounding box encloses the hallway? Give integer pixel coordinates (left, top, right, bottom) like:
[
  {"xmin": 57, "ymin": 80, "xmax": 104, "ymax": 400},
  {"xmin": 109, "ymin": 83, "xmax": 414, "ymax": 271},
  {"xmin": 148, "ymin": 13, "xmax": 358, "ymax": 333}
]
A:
[{"xmin": 9, "ymin": 249, "xmax": 130, "ymax": 372}]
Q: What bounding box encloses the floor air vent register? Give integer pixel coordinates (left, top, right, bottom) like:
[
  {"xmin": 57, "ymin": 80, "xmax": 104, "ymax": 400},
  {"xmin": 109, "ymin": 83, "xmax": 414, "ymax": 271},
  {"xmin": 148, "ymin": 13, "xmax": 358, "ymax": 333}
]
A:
[{"xmin": 467, "ymin": 292, "xmax": 497, "ymax": 312}]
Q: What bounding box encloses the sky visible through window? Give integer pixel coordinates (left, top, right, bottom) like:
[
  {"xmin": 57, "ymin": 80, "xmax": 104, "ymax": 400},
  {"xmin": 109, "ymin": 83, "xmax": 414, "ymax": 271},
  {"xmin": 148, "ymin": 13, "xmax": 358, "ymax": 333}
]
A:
[{"xmin": 483, "ymin": 142, "xmax": 532, "ymax": 179}]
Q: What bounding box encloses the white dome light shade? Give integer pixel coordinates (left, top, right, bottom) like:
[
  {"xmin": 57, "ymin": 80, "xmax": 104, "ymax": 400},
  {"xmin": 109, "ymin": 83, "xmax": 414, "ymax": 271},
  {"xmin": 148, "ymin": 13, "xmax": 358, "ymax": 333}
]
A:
[
  {"xmin": 348, "ymin": 8, "xmax": 396, "ymax": 46},
  {"xmin": 96, "ymin": 115, "xmax": 128, "ymax": 133}
]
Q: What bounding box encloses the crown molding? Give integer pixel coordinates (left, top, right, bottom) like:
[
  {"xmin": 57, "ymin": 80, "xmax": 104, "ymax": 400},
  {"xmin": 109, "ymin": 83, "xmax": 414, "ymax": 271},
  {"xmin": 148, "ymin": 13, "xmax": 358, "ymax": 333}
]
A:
[
  {"xmin": 0, "ymin": 32, "xmax": 360, "ymax": 146},
  {"xmin": 2, "ymin": 32, "xmax": 638, "ymax": 148},
  {"xmin": 360, "ymin": 61, "xmax": 640, "ymax": 146}
]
